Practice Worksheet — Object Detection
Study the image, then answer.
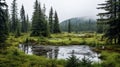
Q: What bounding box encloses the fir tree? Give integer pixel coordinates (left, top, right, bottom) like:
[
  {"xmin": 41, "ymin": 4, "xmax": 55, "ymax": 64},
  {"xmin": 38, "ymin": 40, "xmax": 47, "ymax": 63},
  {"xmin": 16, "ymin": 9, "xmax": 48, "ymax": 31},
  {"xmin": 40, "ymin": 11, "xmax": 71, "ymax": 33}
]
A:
[
  {"xmin": 15, "ymin": 19, "xmax": 21, "ymax": 37},
  {"xmin": 26, "ymin": 14, "xmax": 30, "ymax": 32},
  {"xmin": 68, "ymin": 20, "xmax": 71, "ymax": 33},
  {"xmin": 31, "ymin": 0, "xmax": 49, "ymax": 37},
  {"xmin": 31, "ymin": 0, "xmax": 40, "ymax": 36},
  {"xmin": 41, "ymin": 4, "xmax": 50, "ymax": 36},
  {"xmin": 49, "ymin": 7, "xmax": 54, "ymax": 33},
  {"xmin": 97, "ymin": 0, "xmax": 119, "ymax": 44},
  {"xmin": 116, "ymin": 0, "xmax": 120, "ymax": 44},
  {"xmin": 0, "ymin": 0, "xmax": 8, "ymax": 44},
  {"xmin": 6, "ymin": 8, "xmax": 12, "ymax": 33},
  {"xmin": 11, "ymin": 0, "xmax": 18, "ymax": 33},
  {"xmin": 20, "ymin": 5, "xmax": 27, "ymax": 33},
  {"xmin": 53, "ymin": 11, "xmax": 61, "ymax": 33},
  {"xmin": 65, "ymin": 50, "xmax": 79, "ymax": 67}
]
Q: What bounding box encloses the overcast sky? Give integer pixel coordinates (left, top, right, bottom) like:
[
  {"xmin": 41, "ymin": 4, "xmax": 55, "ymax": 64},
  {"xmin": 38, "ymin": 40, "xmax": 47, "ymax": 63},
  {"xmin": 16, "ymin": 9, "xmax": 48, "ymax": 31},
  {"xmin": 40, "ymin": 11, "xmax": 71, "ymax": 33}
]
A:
[{"xmin": 6, "ymin": 0, "xmax": 105, "ymax": 22}]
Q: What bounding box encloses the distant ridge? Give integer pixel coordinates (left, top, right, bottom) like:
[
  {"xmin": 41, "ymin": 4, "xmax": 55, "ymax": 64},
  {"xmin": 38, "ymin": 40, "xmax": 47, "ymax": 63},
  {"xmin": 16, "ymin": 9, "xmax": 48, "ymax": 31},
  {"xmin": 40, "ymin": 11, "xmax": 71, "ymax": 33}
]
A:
[{"xmin": 60, "ymin": 17, "xmax": 97, "ymax": 32}]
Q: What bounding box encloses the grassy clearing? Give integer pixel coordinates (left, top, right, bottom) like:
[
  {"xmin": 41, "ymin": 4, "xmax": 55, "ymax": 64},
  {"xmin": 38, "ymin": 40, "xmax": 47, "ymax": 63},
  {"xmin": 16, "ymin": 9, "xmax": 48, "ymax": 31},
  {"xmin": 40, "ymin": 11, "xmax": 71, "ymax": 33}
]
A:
[
  {"xmin": 5, "ymin": 33, "xmax": 30, "ymax": 46},
  {"xmin": 5, "ymin": 32, "xmax": 107, "ymax": 46}
]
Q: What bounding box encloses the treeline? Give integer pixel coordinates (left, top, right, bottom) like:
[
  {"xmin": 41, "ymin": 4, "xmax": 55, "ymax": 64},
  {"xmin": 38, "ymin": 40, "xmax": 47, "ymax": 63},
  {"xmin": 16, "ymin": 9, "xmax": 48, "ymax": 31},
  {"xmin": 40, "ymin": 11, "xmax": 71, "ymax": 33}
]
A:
[
  {"xmin": 31, "ymin": 0, "xmax": 61, "ymax": 37},
  {"xmin": 0, "ymin": 0, "xmax": 8, "ymax": 45},
  {"xmin": 60, "ymin": 17, "xmax": 97, "ymax": 33},
  {"xmin": 9, "ymin": 0, "xmax": 30, "ymax": 37},
  {"xmin": 98, "ymin": 0, "xmax": 120, "ymax": 44},
  {"xmin": 0, "ymin": 0, "xmax": 61, "ymax": 45}
]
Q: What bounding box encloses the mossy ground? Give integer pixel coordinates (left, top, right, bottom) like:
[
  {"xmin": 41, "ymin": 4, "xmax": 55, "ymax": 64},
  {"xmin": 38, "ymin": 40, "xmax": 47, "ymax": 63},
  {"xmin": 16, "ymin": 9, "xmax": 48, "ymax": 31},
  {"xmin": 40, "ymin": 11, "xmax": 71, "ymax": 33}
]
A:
[
  {"xmin": 0, "ymin": 46, "xmax": 66, "ymax": 67},
  {"xmin": 5, "ymin": 32, "xmax": 106, "ymax": 46},
  {"xmin": 1, "ymin": 32, "xmax": 120, "ymax": 67}
]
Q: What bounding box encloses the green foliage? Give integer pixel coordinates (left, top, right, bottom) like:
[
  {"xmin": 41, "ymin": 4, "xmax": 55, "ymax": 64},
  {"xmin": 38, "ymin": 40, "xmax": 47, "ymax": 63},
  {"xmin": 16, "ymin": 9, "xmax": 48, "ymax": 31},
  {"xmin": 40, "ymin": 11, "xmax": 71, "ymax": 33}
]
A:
[
  {"xmin": 49, "ymin": 8, "xmax": 61, "ymax": 34},
  {"xmin": 60, "ymin": 17, "xmax": 97, "ymax": 33},
  {"xmin": 97, "ymin": 0, "xmax": 120, "ymax": 44},
  {"xmin": 68, "ymin": 20, "xmax": 71, "ymax": 33},
  {"xmin": 31, "ymin": 0, "xmax": 49, "ymax": 37},
  {"xmin": 100, "ymin": 51, "xmax": 120, "ymax": 67},
  {"xmin": 49, "ymin": 7, "xmax": 54, "ymax": 33},
  {"xmin": 11, "ymin": 0, "xmax": 19, "ymax": 33},
  {"xmin": 20, "ymin": 5, "xmax": 28, "ymax": 33},
  {"xmin": 0, "ymin": 46, "xmax": 65, "ymax": 67},
  {"xmin": 79, "ymin": 57, "xmax": 92, "ymax": 67},
  {"xmin": 65, "ymin": 51, "xmax": 80, "ymax": 67},
  {"xmin": 65, "ymin": 51, "xmax": 93, "ymax": 67},
  {"xmin": 26, "ymin": 15, "xmax": 31, "ymax": 32},
  {"xmin": 53, "ymin": 11, "xmax": 61, "ymax": 33},
  {"xmin": 0, "ymin": 0, "xmax": 8, "ymax": 44}
]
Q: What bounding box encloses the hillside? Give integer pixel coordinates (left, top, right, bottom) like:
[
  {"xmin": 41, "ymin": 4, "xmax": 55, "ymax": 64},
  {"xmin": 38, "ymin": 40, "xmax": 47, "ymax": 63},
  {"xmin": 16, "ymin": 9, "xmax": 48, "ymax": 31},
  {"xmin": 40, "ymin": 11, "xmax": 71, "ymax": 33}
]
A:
[{"xmin": 60, "ymin": 17, "xmax": 97, "ymax": 33}]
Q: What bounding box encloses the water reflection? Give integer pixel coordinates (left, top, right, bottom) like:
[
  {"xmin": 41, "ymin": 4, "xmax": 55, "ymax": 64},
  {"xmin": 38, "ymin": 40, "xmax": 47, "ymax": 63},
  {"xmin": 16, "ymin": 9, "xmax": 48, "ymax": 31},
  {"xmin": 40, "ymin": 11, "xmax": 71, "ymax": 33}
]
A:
[
  {"xmin": 19, "ymin": 44, "xmax": 32, "ymax": 55},
  {"xmin": 19, "ymin": 44, "xmax": 100, "ymax": 62}
]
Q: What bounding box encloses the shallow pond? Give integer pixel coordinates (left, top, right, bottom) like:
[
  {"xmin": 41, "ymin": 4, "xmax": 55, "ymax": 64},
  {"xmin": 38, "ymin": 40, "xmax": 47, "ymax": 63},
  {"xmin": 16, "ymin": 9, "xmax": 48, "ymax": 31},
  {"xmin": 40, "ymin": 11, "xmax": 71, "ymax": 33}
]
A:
[{"xmin": 19, "ymin": 44, "xmax": 100, "ymax": 62}]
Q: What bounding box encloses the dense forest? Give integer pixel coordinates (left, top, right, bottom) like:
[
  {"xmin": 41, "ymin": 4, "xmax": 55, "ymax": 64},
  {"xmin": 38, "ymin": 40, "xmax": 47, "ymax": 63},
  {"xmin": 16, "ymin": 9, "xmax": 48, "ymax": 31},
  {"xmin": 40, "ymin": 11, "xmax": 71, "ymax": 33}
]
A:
[
  {"xmin": 60, "ymin": 17, "xmax": 97, "ymax": 32},
  {"xmin": 0, "ymin": 0, "xmax": 120, "ymax": 67}
]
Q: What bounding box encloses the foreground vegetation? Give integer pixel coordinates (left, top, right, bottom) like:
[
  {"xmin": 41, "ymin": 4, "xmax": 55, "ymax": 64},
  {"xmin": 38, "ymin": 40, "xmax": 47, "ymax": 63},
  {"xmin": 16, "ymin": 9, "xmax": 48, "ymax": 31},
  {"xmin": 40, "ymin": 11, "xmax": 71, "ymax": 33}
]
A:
[
  {"xmin": 0, "ymin": 0, "xmax": 120, "ymax": 66},
  {"xmin": 0, "ymin": 47, "xmax": 66, "ymax": 67},
  {"xmin": 0, "ymin": 32, "xmax": 119, "ymax": 67},
  {"xmin": 1, "ymin": 44, "xmax": 120, "ymax": 67}
]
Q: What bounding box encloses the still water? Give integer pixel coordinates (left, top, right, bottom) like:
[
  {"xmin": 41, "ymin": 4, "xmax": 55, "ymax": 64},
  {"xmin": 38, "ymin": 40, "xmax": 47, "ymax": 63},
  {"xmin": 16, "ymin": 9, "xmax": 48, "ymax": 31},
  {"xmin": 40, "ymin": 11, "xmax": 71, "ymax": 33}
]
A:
[{"xmin": 19, "ymin": 44, "xmax": 100, "ymax": 62}]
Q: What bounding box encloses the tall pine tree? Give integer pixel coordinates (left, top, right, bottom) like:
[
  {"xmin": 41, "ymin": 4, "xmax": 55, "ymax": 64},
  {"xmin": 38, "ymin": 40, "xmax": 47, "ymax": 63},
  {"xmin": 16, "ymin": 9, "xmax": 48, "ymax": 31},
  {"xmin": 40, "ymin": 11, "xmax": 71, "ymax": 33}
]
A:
[
  {"xmin": 41, "ymin": 4, "xmax": 50, "ymax": 36},
  {"xmin": 68, "ymin": 20, "xmax": 71, "ymax": 33},
  {"xmin": 49, "ymin": 7, "xmax": 54, "ymax": 33},
  {"xmin": 117, "ymin": 0, "xmax": 120, "ymax": 44},
  {"xmin": 53, "ymin": 11, "xmax": 61, "ymax": 33},
  {"xmin": 6, "ymin": 8, "xmax": 12, "ymax": 33},
  {"xmin": 26, "ymin": 14, "xmax": 30, "ymax": 32},
  {"xmin": 0, "ymin": 0, "xmax": 8, "ymax": 44},
  {"xmin": 31, "ymin": 0, "xmax": 40, "ymax": 36},
  {"xmin": 20, "ymin": 5, "xmax": 27, "ymax": 33},
  {"xmin": 11, "ymin": 0, "xmax": 18, "ymax": 33},
  {"xmin": 31, "ymin": 0, "xmax": 49, "ymax": 37},
  {"xmin": 97, "ymin": 0, "xmax": 120, "ymax": 44}
]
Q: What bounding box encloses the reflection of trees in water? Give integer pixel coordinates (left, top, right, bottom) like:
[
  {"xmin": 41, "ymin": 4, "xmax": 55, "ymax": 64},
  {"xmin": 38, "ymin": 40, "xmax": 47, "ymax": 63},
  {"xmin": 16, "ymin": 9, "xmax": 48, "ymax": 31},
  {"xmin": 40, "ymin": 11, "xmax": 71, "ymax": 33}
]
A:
[
  {"xmin": 19, "ymin": 38, "xmax": 32, "ymax": 54},
  {"xmin": 48, "ymin": 47, "xmax": 59, "ymax": 59},
  {"xmin": 23, "ymin": 38, "xmax": 28, "ymax": 53},
  {"xmin": 54, "ymin": 47, "xmax": 59, "ymax": 59}
]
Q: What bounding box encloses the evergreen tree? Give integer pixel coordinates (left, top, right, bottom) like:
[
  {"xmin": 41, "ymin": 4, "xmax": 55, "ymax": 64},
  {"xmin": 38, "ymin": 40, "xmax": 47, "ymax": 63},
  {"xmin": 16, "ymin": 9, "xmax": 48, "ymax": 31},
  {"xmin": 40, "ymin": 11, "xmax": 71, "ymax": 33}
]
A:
[
  {"xmin": 41, "ymin": 4, "xmax": 50, "ymax": 36},
  {"xmin": 31, "ymin": 0, "xmax": 40, "ymax": 36},
  {"xmin": 20, "ymin": 5, "xmax": 27, "ymax": 33},
  {"xmin": 65, "ymin": 50, "xmax": 79, "ymax": 67},
  {"xmin": 53, "ymin": 11, "xmax": 61, "ymax": 33},
  {"xmin": 26, "ymin": 14, "xmax": 30, "ymax": 32},
  {"xmin": 15, "ymin": 19, "xmax": 21, "ymax": 37},
  {"xmin": 31, "ymin": 0, "xmax": 49, "ymax": 37},
  {"xmin": 116, "ymin": 0, "xmax": 120, "ymax": 44},
  {"xmin": 68, "ymin": 20, "xmax": 71, "ymax": 33},
  {"xmin": 0, "ymin": 0, "xmax": 8, "ymax": 44},
  {"xmin": 5, "ymin": 7, "xmax": 10, "ymax": 33},
  {"xmin": 6, "ymin": 8, "xmax": 12, "ymax": 33},
  {"xmin": 11, "ymin": 0, "xmax": 18, "ymax": 33},
  {"xmin": 97, "ymin": 0, "xmax": 119, "ymax": 44},
  {"xmin": 49, "ymin": 7, "xmax": 54, "ymax": 33},
  {"xmin": 60, "ymin": 18, "xmax": 97, "ymax": 33}
]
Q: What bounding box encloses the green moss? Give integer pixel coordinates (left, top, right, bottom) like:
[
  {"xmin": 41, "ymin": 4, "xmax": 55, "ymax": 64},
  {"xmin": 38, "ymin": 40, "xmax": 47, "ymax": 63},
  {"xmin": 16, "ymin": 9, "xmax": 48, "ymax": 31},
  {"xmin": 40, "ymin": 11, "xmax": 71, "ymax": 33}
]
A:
[
  {"xmin": 5, "ymin": 33, "xmax": 107, "ymax": 46},
  {"xmin": 0, "ymin": 47, "xmax": 65, "ymax": 67},
  {"xmin": 100, "ymin": 51, "xmax": 120, "ymax": 67}
]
